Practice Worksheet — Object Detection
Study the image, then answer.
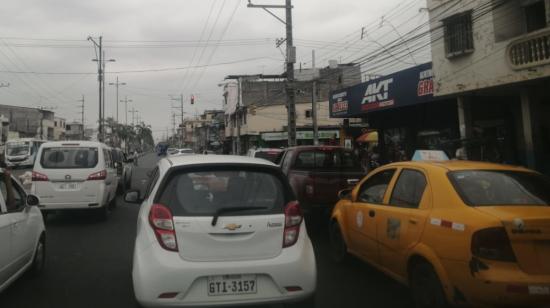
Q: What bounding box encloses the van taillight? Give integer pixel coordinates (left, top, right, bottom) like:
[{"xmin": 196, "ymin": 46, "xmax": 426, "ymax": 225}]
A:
[
  {"xmin": 471, "ymin": 227, "xmax": 516, "ymax": 262},
  {"xmin": 87, "ymin": 170, "xmax": 107, "ymax": 181},
  {"xmin": 32, "ymin": 171, "xmax": 49, "ymax": 181},
  {"xmin": 283, "ymin": 201, "xmax": 303, "ymax": 248},
  {"xmin": 149, "ymin": 204, "xmax": 178, "ymax": 252}
]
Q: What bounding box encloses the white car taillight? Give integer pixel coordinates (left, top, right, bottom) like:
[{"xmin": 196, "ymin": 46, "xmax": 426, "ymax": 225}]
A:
[
  {"xmin": 32, "ymin": 171, "xmax": 49, "ymax": 181},
  {"xmin": 148, "ymin": 204, "xmax": 178, "ymax": 252},
  {"xmin": 283, "ymin": 201, "xmax": 303, "ymax": 248},
  {"xmin": 87, "ymin": 170, "xmax": 107, "ymax": 181}
]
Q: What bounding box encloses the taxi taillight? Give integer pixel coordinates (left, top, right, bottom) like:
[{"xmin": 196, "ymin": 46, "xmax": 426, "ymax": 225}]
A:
[{"xmin": 471, "ymin": 227, "xmax": 516, "ymax": 262}]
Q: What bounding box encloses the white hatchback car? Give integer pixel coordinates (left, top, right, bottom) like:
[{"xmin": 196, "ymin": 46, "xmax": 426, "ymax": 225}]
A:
[
  {"xmin": 31, "ymin": 141, "xmax": 118, "ymax": 219},
  {"xmin": 125, "ymin": 155, "xmax": 316, "ymax": 307},
  {"xmin": 0, "ymin": 169, "xmax": 45, "ymax": 293}
]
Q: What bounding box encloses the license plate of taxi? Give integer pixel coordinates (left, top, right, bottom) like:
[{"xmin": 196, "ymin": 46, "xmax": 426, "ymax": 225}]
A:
[
  {"xmin": 58, "ymin": 182, "xmax": 79, "ymax": 190},
  {"xmin": 207, "ymin": 274, "xmax": 257, "ymax": 296}
]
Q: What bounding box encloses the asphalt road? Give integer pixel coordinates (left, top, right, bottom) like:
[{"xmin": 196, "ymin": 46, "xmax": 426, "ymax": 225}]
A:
[{"xmin": 0, "ymin": 153, "xmax": 413, "ymax": 308}]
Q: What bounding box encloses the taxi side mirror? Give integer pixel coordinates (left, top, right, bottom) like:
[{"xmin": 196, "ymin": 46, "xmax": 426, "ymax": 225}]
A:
[{"xmin": 338, "ymin": 188, "xmax": 352, "ymax": 200}]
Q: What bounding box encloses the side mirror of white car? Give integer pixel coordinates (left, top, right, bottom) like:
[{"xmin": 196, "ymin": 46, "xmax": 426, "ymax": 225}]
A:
[
  {"xmin": 124, "ymin": 190, "xmax": 142, "ymax": 204},
  {"xmin": 27, "ymin": 194, "xmax": 40, "ymax": 206}
]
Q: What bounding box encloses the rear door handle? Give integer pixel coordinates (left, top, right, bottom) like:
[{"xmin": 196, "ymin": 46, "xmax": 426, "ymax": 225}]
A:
[
  {"xmin": 368, "ymin": 210, "xmax": 375, "ymax": 218},
  {"xmin": 409, "ymin": 218, "xmax": 418, "ymax": 225}
]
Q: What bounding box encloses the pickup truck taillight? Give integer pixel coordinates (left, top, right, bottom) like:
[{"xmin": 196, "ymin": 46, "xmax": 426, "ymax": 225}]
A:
[
  {"xmin": 32, "ymin": 171, "xmax": 49, "ymax": 181},
  {"xmin": 283, "ymin": 201, "xmax": 303, "ymax": 248},
  {"xmin": 149, "ymin": 204, "xmax": 178, "ymax": 252}
]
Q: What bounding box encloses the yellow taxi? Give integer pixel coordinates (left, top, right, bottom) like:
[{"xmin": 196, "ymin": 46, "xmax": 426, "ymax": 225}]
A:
[{"xmin": 330, "ymin": 159, "xmax": 550, "ymax": 307}]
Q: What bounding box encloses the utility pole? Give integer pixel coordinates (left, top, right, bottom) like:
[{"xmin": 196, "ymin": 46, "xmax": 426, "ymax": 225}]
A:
[
  {"xmin": 248, "ymin": 0, "xmax": 296, "ymax": 146},
  {"xmin": 171, "ymin": 94, "xmax": 185, "ymax": 147},
  {"xmin": 236, "ymin": 77, "xmax": 242, "ymax": 155},
  {"xmin": 78, "ymin": 95, "xmax": 85, "ymax": 140},
  {"xmin": 311, "ymin": 50, "xmax": 319, "ymax": 145},
  {"xmin": 88, "ymin": 35, "xmax": 115, "ymax": 142},
  {"xmin": 128, "ymin": 107, "xmax": 138, "ymax": 127},
  {"xmin": 121, "ymin": 96, "xmax": 133, "ymax": 126},
  {"xmin": 109, "ymin": 76, "xmax": 126, "ymax": 123}
]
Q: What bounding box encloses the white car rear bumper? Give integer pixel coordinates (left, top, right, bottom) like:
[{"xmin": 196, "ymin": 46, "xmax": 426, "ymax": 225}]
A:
[{"xmin": 132, "ymin": 228, "xmax": 316, "ymax": 307}]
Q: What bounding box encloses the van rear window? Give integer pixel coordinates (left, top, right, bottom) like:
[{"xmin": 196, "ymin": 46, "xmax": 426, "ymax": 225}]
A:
[
  {"xmin": 41, "ymin": 147, "xmax": 99, "ymax": 169},
  {"xmin": 157, "ymin": 168, "xmax": 287, "ymax": 217}
]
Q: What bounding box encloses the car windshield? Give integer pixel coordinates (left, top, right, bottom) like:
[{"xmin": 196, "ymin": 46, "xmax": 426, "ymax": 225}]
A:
[
  {"xmin": 448, "ymin": 170, "xmax": 550, "ymax": 206},
  {"xmin": 157, "ymin": 168, "xmax": 287, "ymax": 216},
  {"xmin": 6, "ymin": 142, "xmax": 30, "ymax": 156},
  {"xmin": 41, "ymin": 147, "xmax": 99, "ymax": 169}
]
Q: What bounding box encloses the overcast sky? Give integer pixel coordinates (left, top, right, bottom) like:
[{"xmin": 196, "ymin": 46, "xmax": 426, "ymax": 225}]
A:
[{"xmin": 0, "ymin": 0, "xmax": 428, "ymax": 140}]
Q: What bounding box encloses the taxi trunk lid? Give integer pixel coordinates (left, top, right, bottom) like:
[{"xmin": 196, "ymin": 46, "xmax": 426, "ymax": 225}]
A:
[{"xmin": 475, "ymin": 206, "xmax": 550, "ymax": 274}]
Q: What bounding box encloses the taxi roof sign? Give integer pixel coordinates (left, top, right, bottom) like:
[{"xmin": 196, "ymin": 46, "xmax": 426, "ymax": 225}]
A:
[{"xmin": 412, "ymin": 150, "xmax": 449, "ymax": 161}]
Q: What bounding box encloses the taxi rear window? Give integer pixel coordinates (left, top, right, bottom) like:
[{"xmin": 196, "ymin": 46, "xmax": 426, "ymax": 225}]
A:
[{"xmin": 448, "ymin": 170, "xmax": 550, "ymax": 206}]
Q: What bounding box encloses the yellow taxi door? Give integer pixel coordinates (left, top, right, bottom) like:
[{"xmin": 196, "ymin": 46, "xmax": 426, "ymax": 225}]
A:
[
  {"xmin": 346, "ymin": 168, "xmax": 397, "ymax": 265},
  {"xmin": 374, "ymin": 167, "xmax": 432, "ymax": 279}
]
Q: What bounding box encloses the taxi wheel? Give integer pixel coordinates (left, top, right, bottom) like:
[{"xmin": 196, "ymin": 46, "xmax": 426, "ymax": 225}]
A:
[
  {"xmin": 410, "ymin": 262, "xmax": 448, "ymax": 308},
  {"xmin": 329, "ymin": 222, "xmax": 349, "ymax": 263}
]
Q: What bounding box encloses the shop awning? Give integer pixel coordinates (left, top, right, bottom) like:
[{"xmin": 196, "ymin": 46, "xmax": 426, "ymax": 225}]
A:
[{"xmin": 356, "ymin": 131, "xmax": 378, "ymax": 143}]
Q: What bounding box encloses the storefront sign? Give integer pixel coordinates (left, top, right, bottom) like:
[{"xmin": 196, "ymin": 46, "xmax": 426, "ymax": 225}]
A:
[
  {"xmin": 262, "ymin": 130, "xmax": 339, "ymax": 141},
  {"xmin": 330, "ymin": 62, "xmax": 434, "ymax": 118}
]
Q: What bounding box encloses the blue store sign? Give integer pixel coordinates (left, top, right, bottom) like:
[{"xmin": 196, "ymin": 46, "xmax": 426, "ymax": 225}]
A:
[{"xmin": 330, "ymin": 62, "xmax": 434, "ymax": 118}]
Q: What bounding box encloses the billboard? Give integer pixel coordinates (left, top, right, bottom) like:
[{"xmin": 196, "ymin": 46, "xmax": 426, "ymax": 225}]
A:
[{"xmin": 329, "ymin": 62, "xmax": 434, "ymax": 118}]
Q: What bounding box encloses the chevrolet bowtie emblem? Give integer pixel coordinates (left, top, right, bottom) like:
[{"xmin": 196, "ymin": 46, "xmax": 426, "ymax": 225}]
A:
[{"xmin": 223, "ymin": 223, "xmax": 242, "ymax": 231}]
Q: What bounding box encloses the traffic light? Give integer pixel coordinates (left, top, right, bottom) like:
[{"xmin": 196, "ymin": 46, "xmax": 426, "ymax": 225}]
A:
[{"xmin": 190, "ymin": 95, "xmax": 195, "ymax": 105}]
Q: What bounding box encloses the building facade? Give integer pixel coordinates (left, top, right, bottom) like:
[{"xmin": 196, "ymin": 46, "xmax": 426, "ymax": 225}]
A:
[
  {"xmin": 428, "ymin": 0, "xmax": 550, "ymax": 174},
  {"xmin": 0, "ymin": 104, "xmax": 55, "ymax": 140},
  {"xmin": 223, "ymin": 63, "xmax": 362, "ymax": 154},
  {"xmin": 53, "ymin": 117, "xmax": 66, "ymax": 140}
]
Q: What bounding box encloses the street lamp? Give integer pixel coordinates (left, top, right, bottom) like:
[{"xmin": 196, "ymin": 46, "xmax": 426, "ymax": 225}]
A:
[{"xmin": 109, "ymin": 77, "xmax": 126, "ymax": 123}]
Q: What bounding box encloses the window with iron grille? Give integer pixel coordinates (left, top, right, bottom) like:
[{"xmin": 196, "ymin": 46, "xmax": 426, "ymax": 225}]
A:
[
  {"xmin": 305, "ymin": 109, "xmax": 312, "ymax": 118},
  {"xmin": 443, "ymin": 11, "xmax": 474, "ymax": 58}
]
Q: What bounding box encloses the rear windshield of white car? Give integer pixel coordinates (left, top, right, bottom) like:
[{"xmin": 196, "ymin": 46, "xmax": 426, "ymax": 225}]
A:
[
  {"xmin": 41, "ymin": 147, "xmax": 99, "ymax": 169},
  {"xmin": 157, "ymin": 167, "xmax": 288, "ymax": 216},
  {"xmin": 448, "ymin": 170, "xmax": 550, "ymax": 206}
]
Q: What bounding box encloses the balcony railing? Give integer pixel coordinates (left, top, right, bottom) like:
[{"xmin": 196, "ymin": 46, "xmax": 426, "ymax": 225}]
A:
[{"xmin": 507, "ymin": 27, "xmax": 550, "ymax": 70}]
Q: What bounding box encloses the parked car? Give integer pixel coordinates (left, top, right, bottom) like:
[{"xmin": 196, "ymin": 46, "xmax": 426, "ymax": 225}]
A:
[
  {"xmin": 0, "ymin": 169, "xmax": 45, "ymax": 293},
  {"xmin": 125, "ymin": 155, "xmax": 316, "ymax": 307},
  {"xmin": 31, "ymin": 141, "xmax": 118, "ymax": 220},
  {"xmin": 168, "ymin": 148, "xmax": 194, "ymax": 156},
  {"xmin": 330, "ymin": 160, "xmax": 550, "ymax": 308},
  {"xmin": 278, "ymin": 146, "xmax": 364, "ymax": 213},
  {"xmin": 247, "ymin": 148, "xmax": 283, "ymax": 164}
]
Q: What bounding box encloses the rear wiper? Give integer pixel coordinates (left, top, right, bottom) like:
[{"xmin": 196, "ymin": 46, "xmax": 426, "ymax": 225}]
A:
[{"xmin": 211, "ymin": 206, "xmax": 268, "ymax": 226}]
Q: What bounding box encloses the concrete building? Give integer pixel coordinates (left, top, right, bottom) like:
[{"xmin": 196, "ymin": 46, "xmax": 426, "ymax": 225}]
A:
[
  {"xmin": 53, "ymin": 117, "xmax": 66, "ymax": 140},
  {"xmin": 223, "ymin": 63, "xmax": 362, "ymax": 154},
  {"xmin": 428, "ymin": 0, "xmax": 550, "ymax": 174},
  {"xmin": 193, "ymin": 110, "xmax": 225, "ymax": 153},
  {"xmin": 65, "ymin": 122, "xmax": 85, "ymax": 140},
  {"xmin": 0, "ymin": 104, "xmax": 55, "ymax": 140}
]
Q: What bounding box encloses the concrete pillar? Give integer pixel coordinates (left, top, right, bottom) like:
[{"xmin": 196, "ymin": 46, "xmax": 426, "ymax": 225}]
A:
[
  {"xmin": 546, "ymin": 0, "xmax": 550, "ymax": 26},
  {"xmin": 457, "ymin": 96, "xmax": 472, "ymax": 159},
  {"xmin": 520, "ymin": 89, "xmax": 536, "ymax": 169}
]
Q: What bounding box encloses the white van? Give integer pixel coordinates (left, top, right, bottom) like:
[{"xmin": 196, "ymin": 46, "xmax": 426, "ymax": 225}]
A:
[
  {"xmin": 30, "ymin": 141, "xmax": 118, "ymax": 219},
  {"xmin": 5, "ymin": 138, "xmax": 46, "ymax": 168}
]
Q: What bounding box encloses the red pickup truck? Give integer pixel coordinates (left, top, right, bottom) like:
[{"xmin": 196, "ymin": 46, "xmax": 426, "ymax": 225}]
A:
[{"xmin": 278, "ymin": 146, "xmax": 365, "ymax": 212}]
